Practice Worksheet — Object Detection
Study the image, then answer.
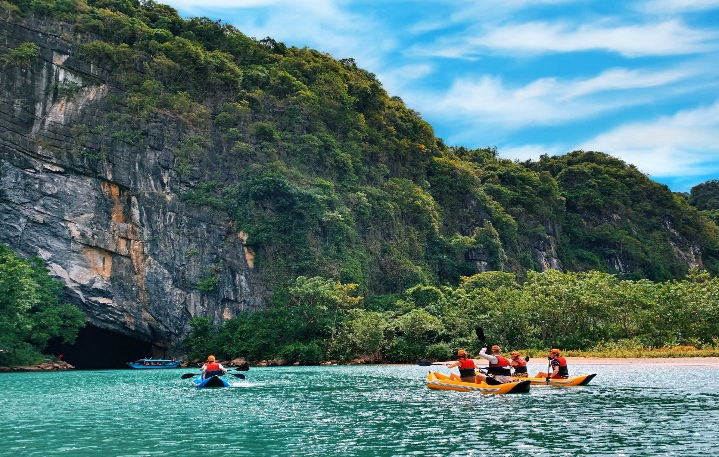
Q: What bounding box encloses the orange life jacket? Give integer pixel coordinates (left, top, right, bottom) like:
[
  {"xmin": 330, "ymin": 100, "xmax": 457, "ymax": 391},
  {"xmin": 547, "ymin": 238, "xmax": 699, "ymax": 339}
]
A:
[{"xmin": 205, "ymin": 362, "xmax": 220, "ymax": 371}]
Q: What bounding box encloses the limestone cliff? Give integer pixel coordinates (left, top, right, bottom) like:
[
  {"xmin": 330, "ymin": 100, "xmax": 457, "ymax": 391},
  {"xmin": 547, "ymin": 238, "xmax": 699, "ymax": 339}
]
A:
[{"xmin": 0, "ymin": 14, "xmax": 263, "ymax": 349}]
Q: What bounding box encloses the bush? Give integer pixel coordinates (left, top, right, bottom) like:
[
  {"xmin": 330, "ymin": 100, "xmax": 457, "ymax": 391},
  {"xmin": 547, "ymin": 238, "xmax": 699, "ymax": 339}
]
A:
[
  {"xmin": 278, "ymin": 341, "xmax": 324, "ymax": 365},
  {"xmin": 2, "ymin": 42, "xmax": 40, "ymax": 67},
  {"xmin": 424, "ymin": 342, "xmax": 452, "ymax": 361},
  {"xmin": 384, "ymin": 337, "xmax": 423, "ymax": 362}
]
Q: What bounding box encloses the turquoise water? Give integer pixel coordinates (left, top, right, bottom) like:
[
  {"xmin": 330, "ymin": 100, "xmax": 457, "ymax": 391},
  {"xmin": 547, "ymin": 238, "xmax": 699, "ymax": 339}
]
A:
[{"xmin": 2, "ymin": 362, "xmax": 718, "ymax": 456}]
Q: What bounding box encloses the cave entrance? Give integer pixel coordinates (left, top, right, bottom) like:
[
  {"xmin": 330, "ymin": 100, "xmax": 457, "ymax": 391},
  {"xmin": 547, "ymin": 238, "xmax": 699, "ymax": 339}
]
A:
[{"xmin": 46, "ymin": 324, "xmax": 156, "ymax": 369}]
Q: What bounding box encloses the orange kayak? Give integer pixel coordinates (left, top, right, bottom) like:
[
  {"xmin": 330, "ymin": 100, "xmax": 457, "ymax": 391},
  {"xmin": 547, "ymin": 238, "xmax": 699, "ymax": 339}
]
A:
[
  {"xmin": 513, "ymin": 373, "xmax": 597, "ymax": 386},
  {"xmin": 427, "ymin": 371, "xmax": 531, "ymax": 394}
]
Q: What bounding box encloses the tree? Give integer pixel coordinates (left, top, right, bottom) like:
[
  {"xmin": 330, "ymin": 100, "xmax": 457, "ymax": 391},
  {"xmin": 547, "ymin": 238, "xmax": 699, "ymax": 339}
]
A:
[
  {"xmin": 284, "ymin": 276, "xmax": 362, "ymax": 341},
  {"xmin": 2, "ymin": 42, "xmax": 40, "ymax": 67},
  {"xmin": 0, "ymin": 244, "xmax": 85, "ymax": 366},
  {"xmin": 182, "ymin": 317, "xmax": 221, "ymax": 361}
]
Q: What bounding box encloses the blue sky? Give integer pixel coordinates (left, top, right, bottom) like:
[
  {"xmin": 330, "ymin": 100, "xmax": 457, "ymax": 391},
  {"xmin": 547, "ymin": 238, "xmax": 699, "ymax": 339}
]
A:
[{"xmin": 162, "ymin": 0, "xmax": 719, "ymax": 193}]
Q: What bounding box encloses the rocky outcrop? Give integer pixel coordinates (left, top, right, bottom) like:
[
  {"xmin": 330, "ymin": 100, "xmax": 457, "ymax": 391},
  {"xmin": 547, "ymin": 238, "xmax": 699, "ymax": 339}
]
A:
[
  {"xmin": 0, "ymin": 359, "xmax": 75, "ymax": 372},
  {"xmin": 0, "ymin": 14, "xmax": 264, "ymax": 349},
  {"xmin": 531, "ymin": 220, "xmax": 563, "ymax": 271}
]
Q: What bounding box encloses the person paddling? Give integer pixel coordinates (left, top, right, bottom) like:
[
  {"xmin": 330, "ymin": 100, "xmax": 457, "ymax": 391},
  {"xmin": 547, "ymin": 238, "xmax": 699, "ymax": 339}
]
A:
[
  {"xmin": 475, "ymin": 345, "xmax": 513, "ymax": 384},
  {"xmin": 536, "ymin": 349, "xmax": 569, "ymax": 379},
  {"xmin": 446, "ymin": 349, "xmax": 477, "ymax": 383},
  {"xmin": 201, "ymin": 355, "xmax": 227, "ymax": 379},
  {"xmin": 510, "ymin": 351, "xmax": 528, "ymax": 377}
]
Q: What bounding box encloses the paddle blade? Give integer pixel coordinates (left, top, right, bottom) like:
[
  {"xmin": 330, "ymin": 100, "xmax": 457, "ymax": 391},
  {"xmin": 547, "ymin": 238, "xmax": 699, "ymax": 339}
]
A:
[
  {"xmin": 475, "ymin": 326, "xmax": 485, "ymax": 342},
  {"xmin": 231, "ymin": 373, "xmax": 246, "ymax": 379},
  {"xmin": 181, "ymin": 373, "xmax": 197, "ymax": 379},
  {"xmin": 525, "ymin": 356, "xmax": 530, "ymax": 362}
]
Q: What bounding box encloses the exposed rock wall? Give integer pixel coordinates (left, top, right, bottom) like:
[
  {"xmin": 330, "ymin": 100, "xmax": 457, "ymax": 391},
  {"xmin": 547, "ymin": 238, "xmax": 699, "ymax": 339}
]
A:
[{"xmin": 0, "ymin": 14, "xmax": 263, "ymax": 348}]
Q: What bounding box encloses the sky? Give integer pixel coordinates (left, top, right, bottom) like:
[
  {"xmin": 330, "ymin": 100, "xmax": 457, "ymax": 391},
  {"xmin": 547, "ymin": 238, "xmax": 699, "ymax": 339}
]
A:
[{"xmin": 161, "ymin": 0, "xmax": 719, "ymax": 193}]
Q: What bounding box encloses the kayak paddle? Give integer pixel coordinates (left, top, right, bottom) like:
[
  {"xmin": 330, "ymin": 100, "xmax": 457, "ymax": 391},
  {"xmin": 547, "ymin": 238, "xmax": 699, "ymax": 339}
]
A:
[
  {"xmin": 546, "ymin": 357, "xmax": 551, "ymax": 385},
  {"xmin": 475, "ymin": 326, "xmax": 486, "ymax": 345}
]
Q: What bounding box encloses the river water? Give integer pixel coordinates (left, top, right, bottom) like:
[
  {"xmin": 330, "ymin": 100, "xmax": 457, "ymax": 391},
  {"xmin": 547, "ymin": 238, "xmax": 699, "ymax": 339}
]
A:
[{"xmin": 1, "ymin": 361, "xmax": 717, "ymax": 456}]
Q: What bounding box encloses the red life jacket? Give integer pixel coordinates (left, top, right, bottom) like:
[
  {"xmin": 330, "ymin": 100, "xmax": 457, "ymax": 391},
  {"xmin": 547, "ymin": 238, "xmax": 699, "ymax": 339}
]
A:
[
  {"xmin": 490, "ymin": 355, "xmax": 510, "ymax": 367},
  {"xmin": 512, "ymin": 357, "xmax": 528, "ymax": 373},
  {"xmin": 205, "ymin": 362, "xmax": 220, "ymax": 371},
  {"xmin": 488, "ymin": 355, "xmax": 511, "ymax": 376},
  {"xmin": 556, "ymin": 356, "xmax": 569, "ymax": 377},
  {"xmin": 458, "ymin": 358, "xmax": 476, "ymax": 378}
]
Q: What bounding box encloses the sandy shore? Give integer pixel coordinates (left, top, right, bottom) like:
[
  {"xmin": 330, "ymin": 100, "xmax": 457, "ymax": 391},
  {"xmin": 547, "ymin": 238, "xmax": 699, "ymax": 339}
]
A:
[
  {"xmin": 560, "ymin": 357, "xmax": 719, "ymax": 366},
  {"xmin": 435, "ymin": 357, "xmax": 719, "ymax": 367}
]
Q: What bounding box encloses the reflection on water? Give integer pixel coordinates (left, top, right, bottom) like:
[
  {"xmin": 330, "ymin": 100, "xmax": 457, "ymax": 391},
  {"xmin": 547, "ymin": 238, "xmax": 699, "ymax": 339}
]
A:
[{"xmin": 1, "ymin": 363, "xmax": 718, "ymax": 456}]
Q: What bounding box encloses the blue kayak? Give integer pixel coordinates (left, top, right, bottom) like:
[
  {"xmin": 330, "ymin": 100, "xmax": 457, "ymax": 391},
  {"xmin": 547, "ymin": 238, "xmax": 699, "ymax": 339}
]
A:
[{"xmin": 191, "ymin": 374, "xmax": 230, "ymax": 389}]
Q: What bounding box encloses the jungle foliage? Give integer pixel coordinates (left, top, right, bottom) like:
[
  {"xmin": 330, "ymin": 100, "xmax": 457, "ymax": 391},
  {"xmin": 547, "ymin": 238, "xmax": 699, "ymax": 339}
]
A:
[
  {"xmin": 183, "ymin": 269, "xmax": 719, "ymax": 363},
  {"xmin": 3, "ymin": 0, "xmax": 719, "ymax": 362},
  {"xmin": 0, "ymin": 244, "xmax": 86, "ymax": 366},
  {"xmin": 689, "ymin": 180, "xmax": 719, "ymax": 225}
]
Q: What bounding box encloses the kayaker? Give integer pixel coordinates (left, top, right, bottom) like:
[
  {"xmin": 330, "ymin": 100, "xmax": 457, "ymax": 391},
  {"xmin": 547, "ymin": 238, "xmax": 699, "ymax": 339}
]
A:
[
  {"xmin": 446, "ymin": 349, "xmax": 477, "ymax": 383},
  {"xmin": 548, "ymin": 348, "xmax": 569, "ymax": 378},
  {"xmin": 510, "ymin": 351, "xmax": 528, "ymax": 377},
  {"xmin": 476, "ymin": 345, "xmax": 513, "ymax": 384},
  {"xmin": 537, "ymin": 348, "xmax": 570, "ymax": 378},
  {"xmin": 201, "ymin": 355, "xmax": 228, "ymax": 379}
]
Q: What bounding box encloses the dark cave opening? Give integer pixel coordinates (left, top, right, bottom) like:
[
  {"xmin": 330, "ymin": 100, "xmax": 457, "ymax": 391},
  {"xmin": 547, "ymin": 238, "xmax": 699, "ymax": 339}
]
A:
[{"xmin": 46, "ymin": 325, "xmax": 155, "ymax": 369}]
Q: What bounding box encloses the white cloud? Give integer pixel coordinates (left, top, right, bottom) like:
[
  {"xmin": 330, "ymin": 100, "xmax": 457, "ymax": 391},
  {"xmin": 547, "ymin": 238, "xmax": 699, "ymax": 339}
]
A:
[
  {"xmin": 560, "ymin": 67, "xmax": 693, "ymax": 99},
  {"xmin": 577, "ymin": 101, "xmax": 719, "ymax": 178},
  {"xmin": 416, "ymin": 19, "xmax": 719, "ymax": 58},
  {"xmin": 412, "ymin": 65, "xmax": 697, "ymax": 130},
  {"xmin": 636, "ymin": 0, "xmax": 719, "ymax": 13},
  {"xmin": 165, "ymin": 0, "xmax": 333, "ymax": 12},
  {"xmin": 164, "ymin": 0, "xmax": 395, "ymax": 71},
  {"xmin": 376, "ymin": 64, "xmax": 435, "ymax": 93}
]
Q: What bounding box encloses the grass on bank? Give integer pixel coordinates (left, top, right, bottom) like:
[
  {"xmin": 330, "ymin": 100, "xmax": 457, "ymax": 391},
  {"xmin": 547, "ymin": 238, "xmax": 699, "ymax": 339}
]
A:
[{"xmin": 520, "ymin": 345, "xmax": 719, "ymax": 359}]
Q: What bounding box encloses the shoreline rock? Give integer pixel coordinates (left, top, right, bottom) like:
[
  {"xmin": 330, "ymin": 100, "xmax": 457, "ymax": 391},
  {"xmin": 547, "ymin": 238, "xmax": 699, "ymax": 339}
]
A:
[{"xmin": 0, "ymin": 360, "xmax": 75, "ymax": 372}]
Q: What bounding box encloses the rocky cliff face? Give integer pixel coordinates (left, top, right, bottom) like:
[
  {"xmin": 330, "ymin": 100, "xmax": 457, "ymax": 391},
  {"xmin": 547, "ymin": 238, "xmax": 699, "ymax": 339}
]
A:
[{"xmin": 0, "ymin": 14, "xmax": 263, "ymax": 349}]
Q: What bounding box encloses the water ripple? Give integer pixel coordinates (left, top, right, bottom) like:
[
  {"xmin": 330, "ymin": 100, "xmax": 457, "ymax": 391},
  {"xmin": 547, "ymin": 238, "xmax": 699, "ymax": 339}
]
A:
[{"xmin": 1, "ymin": 364, "xmax": 717, "ymax": 456}]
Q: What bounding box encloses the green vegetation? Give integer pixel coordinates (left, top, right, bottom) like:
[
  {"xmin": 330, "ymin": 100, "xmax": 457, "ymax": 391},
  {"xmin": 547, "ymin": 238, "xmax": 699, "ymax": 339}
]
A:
[
  {"xmin": 181, "ymin": 269, "xmax": 719, "ymax": 364},
  {"xmin": 690, "ymin": 180, "xmax": 719, "ymax": 225},
  {"xmin": 2, "ymin": 41, "xmax": 40, "ymax": 67},
  {"xmin": 0, "ymin": 244, "xmax": 86, "ymax": 366},
  {"xmin": 6, "ymin": 0, "xmax": 716, "ymax": 291},
  {"xmin": 3, "ymin": 1, "xmax": 719, "ymax": 364}
]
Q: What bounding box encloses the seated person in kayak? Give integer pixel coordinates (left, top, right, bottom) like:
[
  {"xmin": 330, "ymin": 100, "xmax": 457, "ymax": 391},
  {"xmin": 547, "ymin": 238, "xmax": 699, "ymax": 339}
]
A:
[
  {"xmin": 536, "ymin": 348, "xmax": 569, "ymax": 379},
  {"xmin": 475, "ymin": 345, "xmax": 513, "ymax": 384},
  {"xmin": 446, "ymin": 349, "xmax": 477, "ymax": 383},
  {"xmin": 201, "ymin": 355, "xmax": 228, "ymax": 379},
  {"xmin": 510, "ymin": 351, "xmax": 528, "ymax": 377}
]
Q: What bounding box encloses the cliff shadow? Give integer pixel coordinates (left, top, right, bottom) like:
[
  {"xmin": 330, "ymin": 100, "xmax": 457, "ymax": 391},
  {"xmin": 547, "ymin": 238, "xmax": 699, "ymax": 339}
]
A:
[{"xmin": 46, "ymin": 325, "xmax": 155, "ymax": 369}]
